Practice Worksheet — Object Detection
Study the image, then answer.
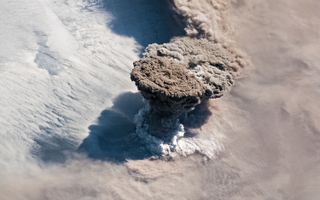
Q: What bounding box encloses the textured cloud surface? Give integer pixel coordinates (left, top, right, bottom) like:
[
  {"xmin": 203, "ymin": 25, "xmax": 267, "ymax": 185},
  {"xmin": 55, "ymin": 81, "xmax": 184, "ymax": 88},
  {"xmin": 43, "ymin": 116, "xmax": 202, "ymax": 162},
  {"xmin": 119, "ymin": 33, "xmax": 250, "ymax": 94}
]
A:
[{"xmin": 1, "ymin": 0, "xmax": 320, "ymax": 199}]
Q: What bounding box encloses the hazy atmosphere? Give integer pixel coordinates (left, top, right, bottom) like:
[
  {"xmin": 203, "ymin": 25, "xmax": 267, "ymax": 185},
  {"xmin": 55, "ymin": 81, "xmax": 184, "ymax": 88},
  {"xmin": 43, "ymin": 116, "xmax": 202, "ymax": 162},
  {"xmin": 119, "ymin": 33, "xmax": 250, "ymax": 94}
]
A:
[{"xmin": 0, "ymin": 0, "xmax": 319, "ymax": 199}]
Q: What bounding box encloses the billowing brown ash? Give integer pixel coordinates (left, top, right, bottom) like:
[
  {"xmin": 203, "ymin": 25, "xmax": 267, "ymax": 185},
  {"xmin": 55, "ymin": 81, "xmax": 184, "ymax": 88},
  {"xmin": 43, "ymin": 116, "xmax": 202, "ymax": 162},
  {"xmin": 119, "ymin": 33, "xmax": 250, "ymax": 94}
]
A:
[
  {"xmin": 130, "ymin": 0, "xmax": 248, "ymax": 140},
  {"xmin": 143, "ymin": 37, "xmax": 246, "ymax": 98},
  {"xmin": 131, "ymin": 58, "xmax": 206, "ymax": 137}
]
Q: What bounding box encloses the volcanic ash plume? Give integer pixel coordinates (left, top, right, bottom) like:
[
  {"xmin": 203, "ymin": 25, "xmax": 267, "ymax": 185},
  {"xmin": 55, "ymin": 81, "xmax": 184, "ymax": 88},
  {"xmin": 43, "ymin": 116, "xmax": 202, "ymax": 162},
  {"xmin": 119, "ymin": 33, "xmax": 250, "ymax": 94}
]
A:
[{"xmin": 130, "ymin": 0, "xmax": 249, "ymax": 157}]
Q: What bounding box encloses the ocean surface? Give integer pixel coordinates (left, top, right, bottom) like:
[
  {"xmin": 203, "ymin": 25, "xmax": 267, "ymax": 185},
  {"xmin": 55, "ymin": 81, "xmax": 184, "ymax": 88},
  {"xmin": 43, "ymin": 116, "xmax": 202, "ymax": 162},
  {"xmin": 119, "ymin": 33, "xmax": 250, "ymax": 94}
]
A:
[{"xmin": 0, "ymin": 0, "xmax": 319, "ymax": 199}]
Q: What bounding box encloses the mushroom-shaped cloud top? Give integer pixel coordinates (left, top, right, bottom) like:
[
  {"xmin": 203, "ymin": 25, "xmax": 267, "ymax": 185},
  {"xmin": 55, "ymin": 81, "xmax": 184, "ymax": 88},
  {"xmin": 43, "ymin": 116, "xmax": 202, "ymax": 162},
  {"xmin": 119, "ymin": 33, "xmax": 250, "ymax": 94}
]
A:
[{"xmin": 131, "ymin": 58, "xmax": 206, "ymax": 118}]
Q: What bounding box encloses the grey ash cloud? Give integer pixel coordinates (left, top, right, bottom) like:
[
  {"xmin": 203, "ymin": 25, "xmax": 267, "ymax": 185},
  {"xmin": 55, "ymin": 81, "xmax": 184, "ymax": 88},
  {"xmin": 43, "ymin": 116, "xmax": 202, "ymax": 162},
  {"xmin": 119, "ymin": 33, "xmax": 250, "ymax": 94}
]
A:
[{"xmin": 131, "ymin": 0, "xmax": 248, "ymax": 139}]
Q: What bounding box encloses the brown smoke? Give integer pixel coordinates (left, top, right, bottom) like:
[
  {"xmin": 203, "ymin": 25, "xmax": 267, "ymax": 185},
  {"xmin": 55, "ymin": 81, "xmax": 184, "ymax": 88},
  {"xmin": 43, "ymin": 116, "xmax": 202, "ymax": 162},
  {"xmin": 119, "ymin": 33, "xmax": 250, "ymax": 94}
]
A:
[{"xmin": 131, "ymin": 0, "xmax": 248, "ymax": 138}]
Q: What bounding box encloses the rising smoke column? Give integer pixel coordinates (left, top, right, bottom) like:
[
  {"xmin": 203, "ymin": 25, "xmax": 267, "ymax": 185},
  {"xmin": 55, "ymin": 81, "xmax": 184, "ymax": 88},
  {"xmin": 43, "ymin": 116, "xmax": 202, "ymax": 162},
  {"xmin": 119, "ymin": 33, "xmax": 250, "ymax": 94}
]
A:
[{"xmin": 131, "ymin": 0, "xmax": 248, "ymax": 156}]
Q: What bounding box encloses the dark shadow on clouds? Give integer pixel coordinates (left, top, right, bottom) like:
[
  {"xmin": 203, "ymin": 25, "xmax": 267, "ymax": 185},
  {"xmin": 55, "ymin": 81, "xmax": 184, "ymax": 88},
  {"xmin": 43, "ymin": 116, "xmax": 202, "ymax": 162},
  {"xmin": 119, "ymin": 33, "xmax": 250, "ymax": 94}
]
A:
[
  {"xmin": 32, "ymin": 93, "xmax": 213, "ymax": 164},
  {"xmin": 31, "ymin": 1, "xmax": 185, "ymax": 163},
  {"xmin": 31, "ymin": 92, "xmax": 152, "ymax": 164},
  {"xmin": 78, "ymin": 92, "xmax": 154, "ymax": 163},
  {"xmin": 102, "ymin": 0, "xmax": 184, "ymax": 49}
]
